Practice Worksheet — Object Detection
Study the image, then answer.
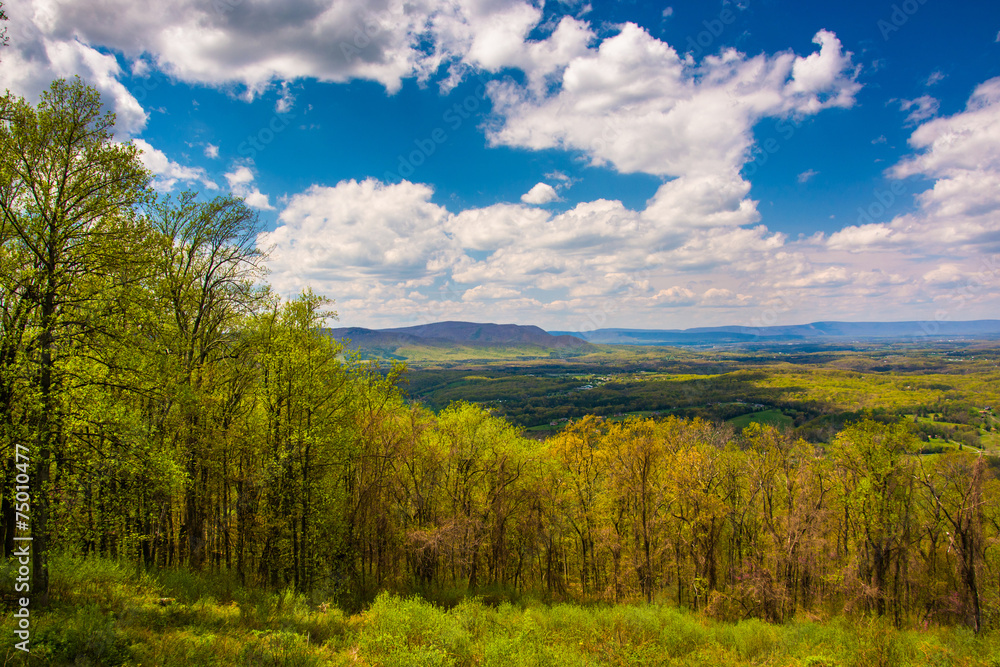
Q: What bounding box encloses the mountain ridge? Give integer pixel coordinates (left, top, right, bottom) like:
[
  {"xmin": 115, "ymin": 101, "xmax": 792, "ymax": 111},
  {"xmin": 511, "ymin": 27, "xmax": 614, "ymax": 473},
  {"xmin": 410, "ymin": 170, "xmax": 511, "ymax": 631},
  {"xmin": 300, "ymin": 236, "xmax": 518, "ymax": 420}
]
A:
[
  {"xmin": 550, "ymin": 319, "xmax": 1000, "ymax": 345},
  {"xmin": 327, "ymin": 319, "xmax": 1000, "ymax": 354},
  {"xmin": 328, "ymin": 321, "xmax": 590, "ymax": 351}
]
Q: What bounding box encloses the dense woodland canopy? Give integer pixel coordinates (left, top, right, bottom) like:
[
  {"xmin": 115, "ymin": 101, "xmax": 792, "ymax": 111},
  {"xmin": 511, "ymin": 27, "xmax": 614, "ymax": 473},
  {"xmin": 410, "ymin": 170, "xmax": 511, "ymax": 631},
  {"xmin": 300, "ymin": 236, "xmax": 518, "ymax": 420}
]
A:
[{"xmin": 1, "ymin": 79, "xmax": 998, "ymax": 637}]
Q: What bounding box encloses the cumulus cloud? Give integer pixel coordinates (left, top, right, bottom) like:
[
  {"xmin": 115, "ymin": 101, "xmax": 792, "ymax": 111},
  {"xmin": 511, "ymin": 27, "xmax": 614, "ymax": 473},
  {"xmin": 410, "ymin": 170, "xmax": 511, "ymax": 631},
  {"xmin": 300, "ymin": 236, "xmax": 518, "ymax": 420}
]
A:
[
  {"xmin": 922, "ymin": 264, "xmax": 967, "ymax": 287},
  {"xmin": 487, "ymin": 26, "xmax": 859, "ymax": 178},
  {"xmin": 133, "ymin": 139, "xmax": 218, "ymax": 191},
  {"xmin": 894, "ymin": 79, "xmax": 1000, "ymax": 180},
  {"xmin": 263, "ymin": 177, "xmax": 808, "ymax": 326},
  {"xmin": 15, "ymin": 0, "xmax": 992, "ymax": 327},
  {"xmin": 797, "ymin": 169, "xmax": 819, "ymax": 183},
  {"xmin": 651, "ymin": 286, "xmax": 695, "ymax": 306},
  {"xmin": 701, "ymin": 288, "xmax": 753, "ymax": 307},
  {"xmin": 883, "ymin": 77, "xmax": 1000, "ymax": 251},
  {"xmin": 224, "ymin": 166, "xmax": 275, "ymax": 210},
  {"xmin": 15, "ymin": 0, "xmax": 573, "ymax": 98},
  {"xmin": 478, "ymin": 24, "xmax": 859, "ymax": 262},
  {"xmin": 261, "ymin": 179, "xmax": 457, "ymax": 294},
  {"xmin": 447, "ymin": 204, "xmax": 551, "ymax": 252},
  {"xmin": 521, "ymin": 182, "xmax": 559, "ymax": 204},
  {"xmin": 261, "ymin": 171, "xmax": 1000, "ymax": 329},
  {"xmin": 0, "ymin": 3, "xmax": 148, "ymax": 137},
  {"xmin": 826, "ymin": 223, "xmax": 896, "ymax": 251}
]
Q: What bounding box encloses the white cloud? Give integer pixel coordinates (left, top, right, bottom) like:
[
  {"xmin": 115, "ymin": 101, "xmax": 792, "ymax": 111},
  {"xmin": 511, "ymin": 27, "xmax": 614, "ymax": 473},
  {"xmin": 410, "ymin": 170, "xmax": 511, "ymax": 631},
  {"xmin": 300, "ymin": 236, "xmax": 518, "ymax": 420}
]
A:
[
  {"xmin": 3, "ymin": 1, "xmax": 996, "ymax": 328},
  {"xmin": 133, "ymin": 138, "xmax": 218, "ymax": 191},
  {"xmin": 462, "ymin": 285, "xmax": 521, "ymax": 301},
  {"xmin": 261, "ymin": 179, "xmax": 457, "ymax": 295},
  {"xmin": 925, "ymin": 70, "xmax": 945, "ymax": 86},
  {"xmin": 894, "ymin": 79, "xmax": 1000, "ymax": 179},
  {"xmin": 826, "ymin": 223, "xmax": 895, "ymax": 251},
  {"xmin": 487, "ymin": 26, "xmax": 859, "ymax": 179},
  {"xmin": 480, "ymin": 25, "xmax": 858, "ymax": 253},
  {"xmin": 883, "ymin": 77, "xmax": 1000, "ymax": 252},
  {"xmin": 19, "ymin": 0, "xmax": 569, "ymax": 98},
  {"xmin": 651, "ymin": 286, "xmax": 695, "ymax": 306},
  {"xmin": 259, "ymin": 172, "xmax": 1000, "ymax": 329},
  {"xmin": 275, "ymin": 82, "xmax": 295, "ymax": 113},
  {"xmin": 521, "ymin": 182, "xmax": 559, "ymax": 205},
  {"xmin": 797, "ymin": 169, "xmax": 819, "ymax": 183},
  {"xmin": 447, "ymin": 204, "xmax": 551, "ymax": 252},
  {"xmin": 642, "ymin": 172, "xmax": 759, "ymax": 230},
  {"xmin": 0, "ymin": 4, "xmax": 147, "ymax": 137},
  {"xmin": 900, "ymin": 95, "xmax": 940, "ymax": 125},
  {"xmin": 701, "ymin": 288, "xmax": 753, "ymax": 307},
  {"xmin": 922, "ymin": 264, "xmax": 967, "ymax": 287},
  {"xmin": 131, "ymin": 59, "xmax": 151, "ymax": 77},
  {"xmin": 781, "ymin": 266, "xmax": 850, "ymax": 288},
  {"xmin": 224, "ymin": 166, "xmax": 275, "ymax": 210}
]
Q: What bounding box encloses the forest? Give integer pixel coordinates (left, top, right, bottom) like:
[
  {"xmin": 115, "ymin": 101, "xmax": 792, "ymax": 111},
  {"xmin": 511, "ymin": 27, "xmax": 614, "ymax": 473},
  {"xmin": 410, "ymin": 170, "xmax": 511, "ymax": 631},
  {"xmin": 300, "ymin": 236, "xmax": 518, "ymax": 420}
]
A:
[{"xmin": 2, "ymin": 79, "xmax": 1000, "ymax": 665}]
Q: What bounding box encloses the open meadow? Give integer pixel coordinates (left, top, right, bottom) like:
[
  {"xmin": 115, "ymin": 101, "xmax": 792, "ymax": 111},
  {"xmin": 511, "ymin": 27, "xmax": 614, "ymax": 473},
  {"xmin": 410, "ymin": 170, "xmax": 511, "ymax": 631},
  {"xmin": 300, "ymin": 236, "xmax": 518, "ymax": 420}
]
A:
[{"xmin": 3, "ymin": 553, "xmax": 999, "ymax": 666}]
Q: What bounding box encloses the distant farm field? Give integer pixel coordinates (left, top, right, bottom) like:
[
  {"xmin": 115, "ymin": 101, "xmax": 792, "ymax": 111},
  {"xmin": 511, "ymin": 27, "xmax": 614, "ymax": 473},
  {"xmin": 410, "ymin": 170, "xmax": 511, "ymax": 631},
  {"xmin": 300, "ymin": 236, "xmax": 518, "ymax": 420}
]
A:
[{"xmin": 727, "ymin": 408, "xmax": 794, "ymax": 430}]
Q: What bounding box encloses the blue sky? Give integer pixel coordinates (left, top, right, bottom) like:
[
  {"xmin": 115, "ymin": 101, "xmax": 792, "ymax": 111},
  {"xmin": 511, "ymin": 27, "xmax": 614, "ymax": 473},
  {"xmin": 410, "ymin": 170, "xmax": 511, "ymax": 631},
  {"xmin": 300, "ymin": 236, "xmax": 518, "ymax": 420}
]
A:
[{"xmin": 3, "ymin": 0, "xmax": 1000, "ymax": 330}]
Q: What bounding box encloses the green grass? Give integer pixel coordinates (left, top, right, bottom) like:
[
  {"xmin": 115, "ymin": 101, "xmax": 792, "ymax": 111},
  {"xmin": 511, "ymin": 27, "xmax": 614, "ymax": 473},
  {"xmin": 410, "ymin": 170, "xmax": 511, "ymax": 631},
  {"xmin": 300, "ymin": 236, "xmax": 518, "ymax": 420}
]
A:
[
  {"xmin": 728, "ymin": 408, "xmax": 794, "ymax": 430},
  {"xmin": 3, "ymin": 553, "xmax": 1000, "ymax": 666}
]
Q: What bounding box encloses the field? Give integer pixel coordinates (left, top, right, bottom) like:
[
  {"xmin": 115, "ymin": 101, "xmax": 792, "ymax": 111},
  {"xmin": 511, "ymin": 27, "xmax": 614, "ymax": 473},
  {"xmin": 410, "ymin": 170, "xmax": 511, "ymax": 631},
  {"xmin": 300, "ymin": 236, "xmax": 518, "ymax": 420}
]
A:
[
  {"xmin": 399, "ymin": 340, "xmax": 1000, "ymax": 453},
  {"xmin": 4, "ymin": 553, "xmax": 999, "ymax": 666}
]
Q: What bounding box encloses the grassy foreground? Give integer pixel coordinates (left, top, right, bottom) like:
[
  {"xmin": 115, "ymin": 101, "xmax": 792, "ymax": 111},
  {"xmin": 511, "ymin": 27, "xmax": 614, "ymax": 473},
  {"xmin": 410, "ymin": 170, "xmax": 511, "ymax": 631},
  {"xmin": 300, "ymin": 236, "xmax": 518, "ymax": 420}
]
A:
[{"xmin": 2, "ymin": 555, "xmax": 1000, "ymax": 666}]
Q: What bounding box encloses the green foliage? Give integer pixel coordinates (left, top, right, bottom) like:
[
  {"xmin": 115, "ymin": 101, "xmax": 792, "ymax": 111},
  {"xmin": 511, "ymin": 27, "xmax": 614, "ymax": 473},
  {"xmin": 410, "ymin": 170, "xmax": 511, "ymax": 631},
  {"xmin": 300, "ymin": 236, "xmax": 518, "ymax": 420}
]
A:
[
  {"xmin": 353, "ymin": 592, "xmax": 480, "ymax": 666},
  {"xmin": 4, "ymin": 80, "xmax": 1000, "ymax": 667},
  {"xmin": 6, "ymin": 556, "xmax": 1000, "ymax": 666},
  {"xmin": 850, "ymin": 617, "xmax": 909, "ymax": 667},
  {"xmin": 33, "ymin": 606, "xmax": 133, "ymax": 666}
]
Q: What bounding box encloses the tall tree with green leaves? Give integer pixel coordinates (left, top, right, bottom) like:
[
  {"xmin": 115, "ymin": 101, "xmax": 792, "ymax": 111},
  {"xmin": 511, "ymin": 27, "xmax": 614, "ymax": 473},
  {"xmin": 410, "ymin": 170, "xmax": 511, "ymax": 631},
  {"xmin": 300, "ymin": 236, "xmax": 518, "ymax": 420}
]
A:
[
  {"xmin": 149, "ymin": 191, "xmax": 265, "ymax": 569},
  {"xmin": 0, "ymin": 77, "xmax": 150, "ymax": 602},
  {"xmin": 831, "ymin": 418, "xmax": 915, "ymax": 623}
]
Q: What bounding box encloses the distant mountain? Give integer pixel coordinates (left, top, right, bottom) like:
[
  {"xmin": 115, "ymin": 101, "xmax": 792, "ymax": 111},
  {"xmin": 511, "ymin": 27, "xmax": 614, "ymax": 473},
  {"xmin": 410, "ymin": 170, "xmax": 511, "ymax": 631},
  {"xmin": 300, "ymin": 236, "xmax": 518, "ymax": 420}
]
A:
[
  {"xmin": 550, "ymin": 320, "xmax": 1000, "ymax": 345},
  {"xmin": 328, "ymin": 321, "xmax": 591, "ymax": 359},
  {"xmin": 383, "ymin": 322, "xmax": 588, "ymax": 349}
]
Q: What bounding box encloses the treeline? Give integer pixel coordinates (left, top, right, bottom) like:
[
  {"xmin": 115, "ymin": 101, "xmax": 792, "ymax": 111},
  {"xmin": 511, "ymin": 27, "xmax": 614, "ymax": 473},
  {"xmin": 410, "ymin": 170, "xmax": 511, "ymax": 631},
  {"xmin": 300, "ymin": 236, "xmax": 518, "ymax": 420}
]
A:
[
  {"xmin": 2, "ymin": 80, "xmax": 999, "ymax": 636},
  {"xmin": 412, "ymin": 370, "xmax": 800, "ymax": 428}
]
